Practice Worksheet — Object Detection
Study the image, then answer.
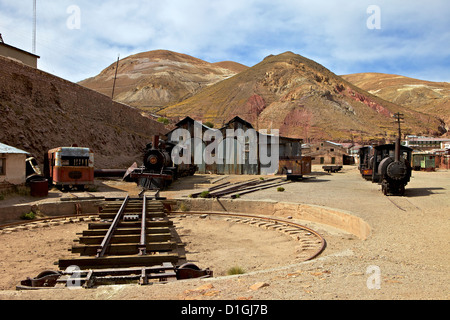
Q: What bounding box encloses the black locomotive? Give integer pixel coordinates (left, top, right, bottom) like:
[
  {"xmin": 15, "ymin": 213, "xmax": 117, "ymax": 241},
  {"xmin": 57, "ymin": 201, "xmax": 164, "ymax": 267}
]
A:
[
  {"xmin": 125, "ymin": 136, "xmax": 197, "ymax": 190},
  {"xmin": 364, "ymin": 138, "xmax": 413, "ymax": 196},
  {"xmin": 358, "ymin": 146, "xmax": 374, "ymax": 181}
]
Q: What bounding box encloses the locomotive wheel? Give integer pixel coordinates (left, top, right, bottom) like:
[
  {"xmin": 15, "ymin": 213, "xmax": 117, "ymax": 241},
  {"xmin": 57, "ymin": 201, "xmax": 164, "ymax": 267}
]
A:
[{"xmin": 382, "ymin": 181, "xmax": 388, "ymax": 196}]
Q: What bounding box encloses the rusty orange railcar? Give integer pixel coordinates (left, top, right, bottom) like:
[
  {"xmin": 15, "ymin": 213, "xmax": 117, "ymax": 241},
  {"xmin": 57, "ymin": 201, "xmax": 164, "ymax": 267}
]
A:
[{"xmin": 44, "ymin": 146, "xmax": 94, "ymax": 191}]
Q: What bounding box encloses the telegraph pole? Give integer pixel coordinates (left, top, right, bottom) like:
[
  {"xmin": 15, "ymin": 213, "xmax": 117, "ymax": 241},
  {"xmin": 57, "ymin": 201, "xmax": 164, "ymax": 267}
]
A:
[
  {"xmin": 32, "ymin": 0, "xmax": 36, "ymax": 54},
  {"xmin": 393, "ymin": 113, "xmax": 404, "ymax": 162},
  {"xmin": 394, "ymin": 113, "xmax": 404, "ymax": 139},
  {"xmin": 111, "ymin": 55, "xmax": 120, "ymax": 99}
]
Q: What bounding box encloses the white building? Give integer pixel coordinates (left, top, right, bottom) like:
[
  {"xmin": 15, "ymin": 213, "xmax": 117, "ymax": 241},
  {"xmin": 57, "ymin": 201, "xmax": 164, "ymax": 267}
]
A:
[{"xmin": 0, "ymin": 142, "xmax": 28, "ymax": 190}]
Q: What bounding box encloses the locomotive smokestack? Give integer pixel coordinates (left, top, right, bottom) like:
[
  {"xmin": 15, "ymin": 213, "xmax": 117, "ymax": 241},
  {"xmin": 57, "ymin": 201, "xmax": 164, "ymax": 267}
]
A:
[
  {"xmin": 395, "ymin": 137, "xmax": 401, "ymax": 162},
  {"xmin": 152, "ymin": 136, "xmax": 160, "ymax": 150}
]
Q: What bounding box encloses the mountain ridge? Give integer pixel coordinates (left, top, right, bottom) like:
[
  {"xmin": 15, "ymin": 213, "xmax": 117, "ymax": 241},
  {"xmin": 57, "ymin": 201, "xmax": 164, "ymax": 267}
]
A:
[
  {"xmin": 80, "ymin": 50, "xmax": 447, "ymax": 142},
  {"xmin": 159, "ymin": 51, "xmax": 444, "ymax": 141},
  {"xmin": 79, "ymin": 50, "xmax": 247, "ymax": 112}
]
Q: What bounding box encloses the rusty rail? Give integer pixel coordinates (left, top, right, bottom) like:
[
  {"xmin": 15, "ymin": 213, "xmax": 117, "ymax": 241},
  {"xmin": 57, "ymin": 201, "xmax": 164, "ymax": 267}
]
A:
[
  {"xmin": 16, "ymin": 195, "xmax": 212, "ymax": 290},
  {"xmin": 138, "ymin": 195, "xmax": 147, "ymax": 256},
  {"xmin": 96, "ymin": 195, "xmax": 129, "ymax": 258}
]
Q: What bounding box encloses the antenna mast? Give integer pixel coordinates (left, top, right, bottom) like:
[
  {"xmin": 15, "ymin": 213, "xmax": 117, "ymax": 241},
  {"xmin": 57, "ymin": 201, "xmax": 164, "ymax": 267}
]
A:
[{"xmin": 32, "ymin": 0, "xmax": 36, "ymax": 54}]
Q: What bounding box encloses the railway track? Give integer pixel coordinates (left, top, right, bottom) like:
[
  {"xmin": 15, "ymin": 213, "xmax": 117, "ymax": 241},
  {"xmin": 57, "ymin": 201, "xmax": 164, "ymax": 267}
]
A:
[
  {"xmin": 16, "ymin": 195, "xmax": 212, "ymax": 290},
  {"xmin": 386, "ymin": 196, "xmax": 422, "ymax": 212},
  {"xmin": 171, "ymin": 212, "xmax": 327, "ymax": 262},
  {"xmin": 8, "ymin": 197, "xmax": 326, "ymax": 290}
]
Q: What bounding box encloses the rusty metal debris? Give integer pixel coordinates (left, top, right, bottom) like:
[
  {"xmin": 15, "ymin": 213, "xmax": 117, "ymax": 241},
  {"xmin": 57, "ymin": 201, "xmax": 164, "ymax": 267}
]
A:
[{"xmin": 190, "ymin": 177, "xmax": 292, "ymax": 199}]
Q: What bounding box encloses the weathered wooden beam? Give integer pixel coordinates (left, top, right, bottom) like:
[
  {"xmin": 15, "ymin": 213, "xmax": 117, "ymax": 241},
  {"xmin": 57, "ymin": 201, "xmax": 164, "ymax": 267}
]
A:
[
  {"xmin": 59, "ymin": 253, "xmax": 180, "ymax": 270},
  {"xmin": 82, "ymin": 227, "xmax": 170, "ymax": 237},
  {"xmin": 71, "ymin": 242, "xmax": 178, "ymax": 256},
  {"xmin": 77, "ymin": 233, "xmax": 172, "ymax": 245}
]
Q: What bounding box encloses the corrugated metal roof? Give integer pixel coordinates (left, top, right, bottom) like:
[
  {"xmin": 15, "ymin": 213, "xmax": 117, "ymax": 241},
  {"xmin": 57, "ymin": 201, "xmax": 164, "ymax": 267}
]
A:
[{"xmin": 0, "ymin": 142, "xmax": 28, "ymax": 154}]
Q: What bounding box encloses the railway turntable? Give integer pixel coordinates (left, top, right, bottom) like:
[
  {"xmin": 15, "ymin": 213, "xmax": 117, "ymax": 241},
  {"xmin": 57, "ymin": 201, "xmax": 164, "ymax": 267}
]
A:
[{"xmin": 17, "ymin": 195, "xmax": 212, "ymax": 290}]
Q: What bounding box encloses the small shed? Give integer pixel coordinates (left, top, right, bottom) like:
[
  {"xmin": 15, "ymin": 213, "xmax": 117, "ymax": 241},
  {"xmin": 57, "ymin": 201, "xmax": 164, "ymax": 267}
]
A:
[
  {"xmin": 305, "ymin": 141, "xmax": 350, "ymax": 165},
  {"xmin": 412, "ymin": 153, "xmax": 436, "ymax": 171},
  {"xmin": 0, "ymin": 143, "xmax": 28, "ymax": 190}
]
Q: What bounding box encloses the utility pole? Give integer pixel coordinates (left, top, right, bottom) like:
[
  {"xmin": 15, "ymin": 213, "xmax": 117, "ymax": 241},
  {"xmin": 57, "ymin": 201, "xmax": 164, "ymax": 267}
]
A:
[
  {"xmin": 393, "ymin": 113, "xmax": 404, "ymax": 139},
  {"xmin": 393, "ymin": 113, "xmax": 404, "ymax": 162},
  {"xmin": 111, "ymin": 55, "xmax": 120, "ymax": 99}
]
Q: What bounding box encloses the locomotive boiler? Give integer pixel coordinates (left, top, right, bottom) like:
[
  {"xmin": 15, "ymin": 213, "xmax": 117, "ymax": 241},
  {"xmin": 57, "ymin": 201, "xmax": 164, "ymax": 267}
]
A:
[
  {"xmin": 371, "ymin": 138, "xmax": 413, "ymax": 196},
  {"xmin": 125, "ymin": 136, "xmax": 197, "ymax": 190}
]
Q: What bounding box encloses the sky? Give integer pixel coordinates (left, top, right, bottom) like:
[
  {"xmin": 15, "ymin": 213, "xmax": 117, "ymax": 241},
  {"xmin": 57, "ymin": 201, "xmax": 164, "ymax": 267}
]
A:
[{"xmin": 0, "ymin": 0, "xmax": 449, "ymax": 83}]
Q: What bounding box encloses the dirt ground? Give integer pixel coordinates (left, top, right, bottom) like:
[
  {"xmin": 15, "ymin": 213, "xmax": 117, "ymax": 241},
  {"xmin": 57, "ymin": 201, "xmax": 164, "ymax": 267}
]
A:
[{"xmin": 0, "ymin": 165, "xmax": 448, "ymax": 300}]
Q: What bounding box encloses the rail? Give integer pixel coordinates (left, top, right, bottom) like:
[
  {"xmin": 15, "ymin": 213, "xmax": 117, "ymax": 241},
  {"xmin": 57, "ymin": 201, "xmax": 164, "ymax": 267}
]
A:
[{"xmin": 16, "ymin": 195, "xmax": 212, "ymax": 290}]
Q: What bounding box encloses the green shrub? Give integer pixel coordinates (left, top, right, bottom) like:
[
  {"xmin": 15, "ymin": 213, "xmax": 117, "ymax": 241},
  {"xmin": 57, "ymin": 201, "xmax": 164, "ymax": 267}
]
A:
[
  {"xmin": 21, "ymin": 211, "xmax": 36, "ymax": 220},
  {"xmin": 277, "ymin": 187, "xmax": 285, "ymax": 192},
  {"xmin": 204, "ymin": 121, "xmax": 214, "ymax": 128},
  {"xmin": 157, "ymin": 117, "xmax": 170, "ymax": 125},
  {"xmin": 226, "ymin": 266, "xmax": 246, "ymax": 275},
  {"xmin": 199, "ymin": 191, "xmax": 210, "ymax": 198}
]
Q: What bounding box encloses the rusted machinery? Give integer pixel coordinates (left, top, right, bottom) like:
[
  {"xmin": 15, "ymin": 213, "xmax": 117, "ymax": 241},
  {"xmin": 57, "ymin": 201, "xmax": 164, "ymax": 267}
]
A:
[{"xmin": 124, "ymin": 136, "xmax": 197, "ymax": 191}]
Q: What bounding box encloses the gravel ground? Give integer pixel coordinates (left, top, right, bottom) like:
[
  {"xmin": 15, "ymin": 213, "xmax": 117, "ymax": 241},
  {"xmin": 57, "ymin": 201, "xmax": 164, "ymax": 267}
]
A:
[{"xmin": 0, "ymin": 165, "xmax": 448, "ymax": 301}]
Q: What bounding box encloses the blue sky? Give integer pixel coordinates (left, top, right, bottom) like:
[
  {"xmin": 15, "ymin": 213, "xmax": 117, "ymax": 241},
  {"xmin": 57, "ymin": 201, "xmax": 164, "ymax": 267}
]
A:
[{"xmin": 1, "ymin": 0, "xmax": 449, "ymax": 83}]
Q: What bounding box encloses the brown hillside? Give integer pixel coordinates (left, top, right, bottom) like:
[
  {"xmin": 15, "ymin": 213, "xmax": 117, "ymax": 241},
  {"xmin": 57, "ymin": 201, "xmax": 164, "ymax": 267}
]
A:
[
  {"xmin": 342, "ymin": 73, "xmax": 450, "ymax": 134},
  {"xmin": 159, "ymin": 52, "xmax": 443, "ymax": 142},
  {"xmin": 0, "ymin": 56, "xmax": 167, "ymax": 169},
  {"xmin": 79, "ymin": 50, "xmax": 244, "ymax": 113}
]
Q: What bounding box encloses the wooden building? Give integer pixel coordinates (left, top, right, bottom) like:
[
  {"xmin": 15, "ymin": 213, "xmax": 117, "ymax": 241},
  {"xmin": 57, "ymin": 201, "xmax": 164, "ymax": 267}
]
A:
[
  {"xmin": 0, "ymin": 40, "xmax": 40, "ymax": 68},
  {"xmin": 0, "ymin": 143, "xmax": 28, "ymax": 191},
  {"xmin": 167, "ymin": 116, "xmax": 309, "ymax": 176},
  {"xmin": 304, "ymin": 141, "xmax": 353, "ymax": 165}
]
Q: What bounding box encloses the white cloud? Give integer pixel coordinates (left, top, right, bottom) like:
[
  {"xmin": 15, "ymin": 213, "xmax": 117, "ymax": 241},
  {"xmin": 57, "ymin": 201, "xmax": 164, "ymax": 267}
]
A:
[{"xmin": 0, "ymin": 0, "xmax": 448, "ymax": 82}]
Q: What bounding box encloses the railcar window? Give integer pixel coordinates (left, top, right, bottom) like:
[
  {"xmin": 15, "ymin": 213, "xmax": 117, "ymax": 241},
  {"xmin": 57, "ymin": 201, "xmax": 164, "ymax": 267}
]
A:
[{"xmin": 61, "ymin": 157, "xmax": 89, "ymax": 167}]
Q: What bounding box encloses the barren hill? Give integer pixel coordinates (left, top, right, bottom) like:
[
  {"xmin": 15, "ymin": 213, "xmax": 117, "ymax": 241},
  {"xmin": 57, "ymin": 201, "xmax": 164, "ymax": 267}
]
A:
[
  {"xmin": 159, "ymin": 52, "xmax": 444, "ymax": 141},
  {"xmin": 342, "ymin": 73, "xmax": 450, "ymax": 134},
  {"xmin": 79, "ymin": 50, "xmax": 247, "ymax": 113},
  {"xmin": 0, "ymin": 56, "xmax": 167, "ymax": 169}
]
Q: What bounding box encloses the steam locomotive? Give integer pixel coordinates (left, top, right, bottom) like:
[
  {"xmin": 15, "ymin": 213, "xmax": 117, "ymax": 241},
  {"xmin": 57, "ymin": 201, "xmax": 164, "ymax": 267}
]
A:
[
  {"xmin": 125, "ymin": 136, "xmax": 197, "ymax": 190},
  {"xmin": 359, "ymin": 138, "xmax": 413, "ymax": 196}
]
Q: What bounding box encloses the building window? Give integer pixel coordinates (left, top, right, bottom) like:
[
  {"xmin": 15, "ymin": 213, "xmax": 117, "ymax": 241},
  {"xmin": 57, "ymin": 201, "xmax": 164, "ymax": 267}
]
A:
[
  {"xmin": 320, "ymin": 157, "xmax": 325, "ymax": 164},
  {"xmin": 331, "ymin": 157, "xmax": 336, "ymax": 164},
  {"xmin": 0, "ymin": 158, "xmax": 5, "ymax": 175}
]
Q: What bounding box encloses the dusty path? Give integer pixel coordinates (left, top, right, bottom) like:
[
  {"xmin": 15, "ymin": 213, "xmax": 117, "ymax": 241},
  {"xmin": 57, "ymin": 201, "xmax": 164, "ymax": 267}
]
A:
[{"xmin": 0, "ymin": 166, "xmax": 448, "ymax": 300}]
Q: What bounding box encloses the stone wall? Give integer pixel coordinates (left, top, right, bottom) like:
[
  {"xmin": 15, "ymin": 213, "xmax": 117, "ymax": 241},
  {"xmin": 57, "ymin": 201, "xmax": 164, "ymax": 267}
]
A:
[{"xmin": 0, "ymin": 56, "xmax": 168, "ymax": 169}]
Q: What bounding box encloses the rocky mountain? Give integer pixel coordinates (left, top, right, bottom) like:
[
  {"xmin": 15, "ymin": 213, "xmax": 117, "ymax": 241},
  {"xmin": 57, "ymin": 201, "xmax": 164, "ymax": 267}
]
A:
[
  {"xmin": 79, "ymin": 50, "xmax": 248, "ymax": 113},
  {"xmin": 159, "ymin": 52, "xmax": 444, "ymax": 142},
  {"xmin": 342, "ymin": 73, "xmax": 450, "ymax": 135},
  {"xmin": 0, "ymin": 56, "xmax": 167, "ymax": 169}
]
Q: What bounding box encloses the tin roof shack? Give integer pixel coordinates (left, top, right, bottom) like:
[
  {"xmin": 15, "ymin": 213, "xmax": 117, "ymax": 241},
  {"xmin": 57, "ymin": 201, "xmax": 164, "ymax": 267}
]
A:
[
  {"xmin": 0, "ymin": 143, "xmax": 28, "ymax": 191},
  {"xmin": 305, "ymin": 141, "xmax": 350, "ymax": 165},
  {"xmin": 412, "ymin": 153, "xmax": 436, "ymax": 171},
  {"xmin": 432, "ymin": 149, "xmax": 450, "ymax": 170},
  {"xmin": 167, "ymin": 116, "xmax": 306, "ymax": 176}
]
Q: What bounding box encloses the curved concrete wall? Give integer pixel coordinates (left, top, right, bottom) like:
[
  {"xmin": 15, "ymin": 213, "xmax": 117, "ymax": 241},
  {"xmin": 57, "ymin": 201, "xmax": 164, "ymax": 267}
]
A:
[
  {"xmin": 176, "ymin": 198, "xmax": 372, "ymax": 240},
  {"xmin": 0, "ymin": 200, "xmax": 101, "ymax": 224}
]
